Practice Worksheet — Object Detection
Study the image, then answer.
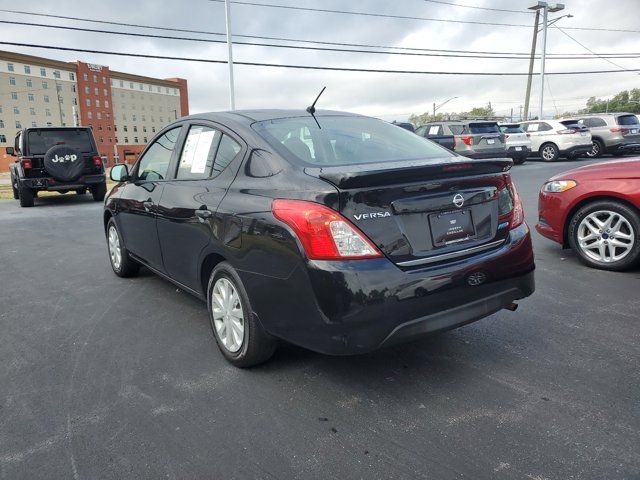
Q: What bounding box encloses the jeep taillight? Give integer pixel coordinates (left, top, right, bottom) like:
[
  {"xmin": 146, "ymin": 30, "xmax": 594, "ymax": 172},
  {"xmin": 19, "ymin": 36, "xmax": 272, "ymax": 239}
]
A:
[
  {"xmin": 21, "ymin": 158, "xmax": 32, "ymax": 170},
  {"xmin": 93, "ymin": 156, "xmax": 103, "ymax": 167},
  {"xmin": 272, "ymin": 199, "xmax": 382, "ymax": 260}
]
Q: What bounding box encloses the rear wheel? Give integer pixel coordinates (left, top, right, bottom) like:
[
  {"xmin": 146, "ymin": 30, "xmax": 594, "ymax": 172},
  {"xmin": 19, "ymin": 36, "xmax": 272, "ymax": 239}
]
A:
[
  {"xmin": 540, "ymin": 143, "xmax": 559, "ymax": 162},
  {"xmin": 586, "ymin": 139, "xmax": 604, "ymax": 158},
  {"xmin": 18, "ymin": 185, "xmax": 35, "ymax": 207},
  {"xmin": 568, "ymin": 200, "xmax": 640, "ymax": 271},
  {"xmin": 207, "ymin": 262, "xmax": 276, "ymax": 367},
  {"xmin": 106, "ymin": 218, "xmax": 139, "ymax": 277},
  {"xmin": 91, "ymin": 183, "xmax": 107, "ymax": 202},
  {"xmin": 10, "ymin": 174, "xmax": 19, "ymax": 199}
]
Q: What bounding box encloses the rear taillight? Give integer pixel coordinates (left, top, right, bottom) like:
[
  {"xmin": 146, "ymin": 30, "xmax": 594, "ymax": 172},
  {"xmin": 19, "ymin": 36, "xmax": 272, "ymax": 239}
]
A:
[
  {"xmin": 272, "ymin": 199, "xmax": 382, "ymax": 260},
  {"xmin": 92, "ymin": 155, "xmax": 103, "ymax": 167},
  {"xmin": 460, "ymin": 136, "xmax": 472, "ymax": 146},
  {"xmin": 557, "ymin": 128, "xmax": 577, "ymax": 135},
  {"xmin": 504, "ymin": 134, "xmax": 510, "ymax": 139},
  {"xmin": 505, "ymin": 176, "xmax": 524, "ymax": 229},
  {"xmin": 610, "ymin": 127, "xmax": 628, "ymax": 133},
  {"xmin": 21, "ymin": 158, "xmax": 32, "ymax": 170}
]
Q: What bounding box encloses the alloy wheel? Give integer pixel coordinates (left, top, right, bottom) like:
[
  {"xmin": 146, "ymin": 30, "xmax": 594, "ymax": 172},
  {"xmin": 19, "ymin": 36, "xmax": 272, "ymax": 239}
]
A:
[
  {"xmin": 542, "ymin": 146, "xmax": 556, "ymax": 161},
  {"xmin": 577, "ymin": 210, "xmax": 634, "ymax": 263},
  {"xmin": 211, "ymin": 277, "xmax": 245, "ymax": 353},
  {"xmin": 586, "ymin": 141, "xmax": 600, "ymax": 158},
  {"xmin": 108, "ymin": 226, "xmax": 122, "ymax": 270}
]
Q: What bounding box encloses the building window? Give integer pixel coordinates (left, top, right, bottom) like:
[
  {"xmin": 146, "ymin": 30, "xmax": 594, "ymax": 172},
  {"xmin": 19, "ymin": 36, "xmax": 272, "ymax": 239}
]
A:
[
  {"xmin": 99, "ymin": 136, "xmax": 104, "ymax": 143},
  {"xmin": 152, "ymin": 127, "xmax": 156, "ymax": 133},
  {"xmin": 124, "ymin": 136, "xmax": 128, "ymax": 143},
  {"xmin": 148, "ymin": 85, "xmax": 152, "ymax": 92},
  {"xmin": 85, "ymin": 98, "xmax": 91, "ymax": 107},
  {"xmin": 122, "ymin": 114, "xmax": 126, "ymax": 121},
  {"xmin": 142, "ymin": 115, "xmax": 146, "ymax": 121},
  {"xmin": 13, "ymin": 107, "xmax": 19, "ymax": 114},
  {"xmin": 107, "ymin": 125, "xmax": 111, "ymax": 131},
  {"xmin": 102, "ymin": 76, "xmax": 106, "ymax": 84},
  {"xmin": 132, "ymin": 114, "xmax": 137, "ymax": 121},
  {"xmin": 9, "ymin": 77, "xmax": 15, "ymax": 85},
  {"xmin": 24, "ymin": 65, "xmax": 31, "ymax": 74},
  {"xmin": 44, "ymin": 95, "xmax": 50, "ymax": 103},
  {"xmin": 133, "ymin": 126, "xmax": 138, "ymax": 132},
  {"xmin": 143, "ymin": 126, "xmax": 147, "ymax": 132},
  {"xmin": 56, "ymin": 85, "xmax": 62, "ymax": 92},
  {"xmin": 97, "ymin": 112, "xmax": 102, "ymax": 120},
  {"xmin": 30, "ymin": 107, "xmax": 35, "ymax": 115},
  {"xmin": 129, "ymin": 82, "xmax": 133, "ymax": 89},
  {"xmin": 84, "ymin": 86, "xmax": 89, "ymax": 94},
  {"xmin": 103, "ymin": 88, "xmax": 107, "ymax": 96},
  {"xmin": 123, "ymin": 125, "xmax": 128, "ymax": 132},
  {"xmin": 26, "ymin": 78, "xmax": 33, "ymax": 87},
  {"xmin": 73, "ymin": 98, "xmax": 77, "ymax": 105},
  {"xmin": 134, "ymin": 136, "xmax": 138, "ymax": 143},
  {"xmin": 88, "ymin": 111, "xmax": 93, "ymax": 119},
  {"xmin": 16, "ymin": 120, "xmax": 22, "ymax": 129},
  {"xmin": 143, "ymin": 137, "xmax": 148, "ymax": 143},
  {"xmin": 53, "ymin": 70, "xmax": 60, "ymax": 79},
  {"xmin": 11, "ymin": 92, "xmax": 18, "ymax": 100},
  {"xmin": 157, "ymin": 86, "xmax": 161, "ymax": 93},
  {"xmin": 40, "ymin": 67, "xmax": 46, "ymax": 76},
  {"xmin": 46, "ymin": 122, "xmax": 52, "ymax": 127},
  {"xmin": 105, "ymin": 100, "xmax": 110, "ymax": 109},
  {"xmin": 59, "ymin": 96, "xmax": 64, "ymax": 104},
  {"xmin": 42, "ymin": 81, "xmax": 48, "ymax": 89},
  {"xmin": 72, "ymin": 85, "xmax": 76, "ymax": 93},
  {"xmin": 31, "ymin": 122, "xmax": 37, "ymax": 127},
  {"xmin": 0, "ymin": 134, "xmax": 6, "ymax": 143},
  {"xmin": 108, "ymin": 137, "xmax": 112, "ymax": 143},
  {"xmin": 95, "ymin": 99, "xmax": 100, "ymax": 107},
  {"xmin": 45, "ymin": 109, "xmax": 51, "ymax": 117},
  {"xmin": 120, "ymin": 80, "xmax": 124, "ymax": 88},
  {"xmin": 138, "ymin": 83, "xmax": 143, "ymax": 90},
  {"xmin": 28, "ymin": 94, "xmax": 34, "ymax": 101},
  {"xmin": 106, "ymin": 113, "xmax": 110, "ymax": 120},
  {"xmin": 98, "ymin": 125, "xmax": 103, "ymax": 131},
  {"xmin": 0, "ymin": 120, "xmax": 4, "ymax": 128},
  {"xmin": 83, "ymin": 73, "xmax": 88, "ymax": 81},
  {"xmin": 93, "ymin": 75, "xmax": 97, "ymax": 83},
  {"xmin": 165, "ymin": 88, "xmax": 169, "ymax": 94},
  {"xmin": 7, "ymin": 62, "xmax": 14, "ymax": 72},
  {"xmin": 94, "ymin": 87, "xmax": 99, "ymax": 95},
  {"xmin": 69, "ymin": 72, "xmax": 75, "ymax": 81}
]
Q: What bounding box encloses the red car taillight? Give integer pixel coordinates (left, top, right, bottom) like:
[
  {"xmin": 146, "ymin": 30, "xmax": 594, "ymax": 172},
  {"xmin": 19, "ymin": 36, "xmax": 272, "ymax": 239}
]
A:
[
  {"xmin": 460, "ymin": 136, "xmax": 473, "ymax": 146},
  {"xmin": 610, "ymin": 127, "xmax": 628, "ymax": 133},
  {"xmin": 92, "ymin": 155, "xmax": 103, "ymax": 167},
  {"xmin": 21, "ymin": 157, "xmax": 32, "ymax": 170},
  {"xmin": 505, "ymin": 175, "xmax": 524, "ymax": 229},
  {"xmin": 272, "ymin": 199, "xmax": 383, "ymax": 260}
]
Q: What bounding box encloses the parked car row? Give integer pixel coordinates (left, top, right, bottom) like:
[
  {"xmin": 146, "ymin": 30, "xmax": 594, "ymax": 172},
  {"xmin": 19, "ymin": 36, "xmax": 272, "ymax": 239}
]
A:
[{"xmin": 401, "ymin": 112, "xmax": 640, "ymax": 163}]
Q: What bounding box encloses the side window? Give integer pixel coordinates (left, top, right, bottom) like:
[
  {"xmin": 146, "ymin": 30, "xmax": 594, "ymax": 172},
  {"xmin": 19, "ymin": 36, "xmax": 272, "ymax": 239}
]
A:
[
  {"xmin": 137, "ymin": 127, "xmax": 180, "ymax": 181},
  {"xmin": 428, "ymin": 125, "xmax": 441, "ymax": 136},
  {"xmin": 14, "ymin": 132, "xmax": 22, "ymax": 154},
  {"xmin": 590, "ymin": 117, "xmax": 606, "ymax": 127},
  {"xmin": 213, "ymin": 134, "xmax": 242, "ymax": 177},
  {"xmin": 176, "ymin": 125, "xmax": 221, "ymax": 180},
  {"xmin": 415, "ymin": 126, "xmax": 426, "ymax": 136},
  {"xmin": 449, "ymin": 125, "xmax": 465, "ymax": 135},
  {"xmin": 539, "ymin": 123, "xmax": 552, "ymax": 132},
  {"xmin": 526, "ymin": 123, "xmax": 539, "ymax": 132}
]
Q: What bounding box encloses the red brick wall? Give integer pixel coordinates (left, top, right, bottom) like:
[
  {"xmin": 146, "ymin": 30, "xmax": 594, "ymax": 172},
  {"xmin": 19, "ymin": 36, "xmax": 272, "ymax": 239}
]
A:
[
  {"xmin": 116, "ymin": 144, "xmax": 145, "ymax": 166},
  {"xmin": 75, "ymin": 62, "xmax": 117, "ymax": 166},
  {"xmin": 0, "ymin": 148, "xmax": 14, "ymax": 173},
  {"xmin": 165, "ymin": 77, "xmax": 189, "ymax": 117}
]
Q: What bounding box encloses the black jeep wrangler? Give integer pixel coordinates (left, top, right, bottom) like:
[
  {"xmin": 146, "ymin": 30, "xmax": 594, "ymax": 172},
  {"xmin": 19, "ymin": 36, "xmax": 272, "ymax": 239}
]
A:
[{"xmin": 8, "ymin": 127, "xmax": 107, "ymax": 207}]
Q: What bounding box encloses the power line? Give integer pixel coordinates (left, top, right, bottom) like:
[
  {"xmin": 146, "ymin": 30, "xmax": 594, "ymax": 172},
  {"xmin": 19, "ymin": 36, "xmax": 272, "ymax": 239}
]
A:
[
  {"xmin": 2, "ymin": 9, "xmax": 639, "ymax": 57},
  {"xmin": 422, "ymin": 0, "xmax": 533, "ymax": 14},
  {"xmin": 207, "ymin": 0, "xmax": 640, "ymax": 33},
  {"xmin": 3, "ymin": 41, "xmax": 640, "ymax": 76},
  {"xmin": 4, "ymin": 19, "xmax": 640, "ymax": 61}
]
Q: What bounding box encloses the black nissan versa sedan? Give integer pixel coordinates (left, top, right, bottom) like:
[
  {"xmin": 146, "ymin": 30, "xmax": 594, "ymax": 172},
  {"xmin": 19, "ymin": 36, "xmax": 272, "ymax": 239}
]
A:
[{"xmin": 104, "ymin": 110, "xmax": 535, "ymax": 367}]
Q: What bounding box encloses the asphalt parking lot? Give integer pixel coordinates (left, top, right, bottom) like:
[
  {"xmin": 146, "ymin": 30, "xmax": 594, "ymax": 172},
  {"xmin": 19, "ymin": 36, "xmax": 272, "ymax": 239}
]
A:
[{"xmin": 1, "ymin": 157, "xmax": 639, "ymax": 480}]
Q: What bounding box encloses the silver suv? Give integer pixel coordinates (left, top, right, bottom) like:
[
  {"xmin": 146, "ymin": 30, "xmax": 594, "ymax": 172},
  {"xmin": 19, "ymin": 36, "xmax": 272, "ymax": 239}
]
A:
[
  {"xmin": 520, "ymin": 120, "xmax": 592, "ymax": 162},
  {"xmin": 559, "ymin": 113, "xmax": 640, "ymax": 158},
  {"xmin": 423, "ymin": 120, "xmax": 506, "ymax": 159}
]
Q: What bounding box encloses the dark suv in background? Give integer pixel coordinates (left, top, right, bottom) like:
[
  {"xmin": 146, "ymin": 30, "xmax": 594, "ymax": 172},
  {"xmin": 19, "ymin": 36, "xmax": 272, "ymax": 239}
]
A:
[
  {"xmin": 8, "ymin": 127, "xmax": 107, "ymax": 207},
  {"xmin": 422, "ymin": 120, "xmax": 507, "ymax": 159}
]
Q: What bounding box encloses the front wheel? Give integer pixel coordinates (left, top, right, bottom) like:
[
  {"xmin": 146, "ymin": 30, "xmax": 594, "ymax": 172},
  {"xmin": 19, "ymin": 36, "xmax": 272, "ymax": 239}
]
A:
[
  {"xmin": 91, "ymin": 183, "xmax": 107, "ymax": 202},
  {"xmin": 207, "ymin": 262, "xmax": 276, "ymax": 367},
  {"xmin": 568, "ymin": 201, "xmax": 640, "ymax": 271},
  {"xmin": 540, "ymin": 143, "xmax": 559, "ymax": 162},
  {"xmin": 106, "ymin": 218, "xmax": 139, "ymax": 277}
]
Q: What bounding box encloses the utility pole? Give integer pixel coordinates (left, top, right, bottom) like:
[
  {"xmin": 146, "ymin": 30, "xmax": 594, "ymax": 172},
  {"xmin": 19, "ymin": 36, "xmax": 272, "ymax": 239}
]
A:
[
  {"xmin": 518, "ymin": 105, "xmax": 523, "ymax": 121},
  {"xmin": 432, "ymin": 102, "xmax": 436, "ymax": 120},
  {"xmin": 224, "ymin": 0, "xmax": 236, "ymax": 110},
  {"xmin": 523, "ymin": 9, "xmax": 540, "ymax": 122}
]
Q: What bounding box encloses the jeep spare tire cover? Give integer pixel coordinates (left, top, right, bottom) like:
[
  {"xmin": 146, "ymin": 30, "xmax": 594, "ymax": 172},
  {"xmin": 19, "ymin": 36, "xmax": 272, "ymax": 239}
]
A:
[{"xmin": 43, "ymin": 145, "xmax": 85, "ymax": 182}]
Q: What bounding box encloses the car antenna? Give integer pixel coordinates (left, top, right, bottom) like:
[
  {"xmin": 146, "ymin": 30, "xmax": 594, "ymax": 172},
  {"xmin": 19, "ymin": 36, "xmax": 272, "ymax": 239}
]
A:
[{"xmin": 306, "ymin": 86, "xmax": 326, "ymax": 129}]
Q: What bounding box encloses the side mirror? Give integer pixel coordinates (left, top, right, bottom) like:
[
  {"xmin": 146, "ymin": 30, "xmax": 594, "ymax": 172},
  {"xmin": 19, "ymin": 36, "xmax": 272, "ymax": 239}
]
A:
[
  {"xmin": 5, "ymin": 147, "xmax": 15, "ymax": 156},
  {"xmin": 110, "ymin": 164, "xmax": 130, "ymax": 182}
]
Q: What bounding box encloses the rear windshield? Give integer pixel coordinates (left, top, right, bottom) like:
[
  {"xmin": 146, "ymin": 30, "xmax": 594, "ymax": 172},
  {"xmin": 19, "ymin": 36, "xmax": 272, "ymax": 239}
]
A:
[
  {"xmin": 560, "ymin": 120, "xmax": 580, "ymax": 127},
  {"xmin": 253, "ymin": 116, "xmax": 454, "ymax": 166},
  {"xmin": 616, "ymin": 115, "xmax": 639, "ymax": 126},
  {"xmin": 499, "ymin": 125, "xmax": 524, "ymax": 133},
  {"xmin": 27, "ymin": 129, "xmax": 94, "ymax": 155},
  {"xmin": 469, "ymin": 122, "xmax": 500, "ymax": 134}
]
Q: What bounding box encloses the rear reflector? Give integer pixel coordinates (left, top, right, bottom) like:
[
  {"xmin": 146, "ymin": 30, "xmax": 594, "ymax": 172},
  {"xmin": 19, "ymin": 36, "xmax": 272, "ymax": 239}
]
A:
[
  {"xmin": 460, "ymin": 136, "xmax": 473, "ymax": 146},
  {"xmin": 272, "ymin": 199, "xmax": 382, "ymax": 260}
]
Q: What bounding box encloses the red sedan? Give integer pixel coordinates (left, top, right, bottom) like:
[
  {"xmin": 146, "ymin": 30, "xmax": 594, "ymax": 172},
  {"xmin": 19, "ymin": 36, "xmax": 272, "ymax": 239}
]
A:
[{"xmin": 536, "ymin": 159, "xmax": 640, "ymax": 270}]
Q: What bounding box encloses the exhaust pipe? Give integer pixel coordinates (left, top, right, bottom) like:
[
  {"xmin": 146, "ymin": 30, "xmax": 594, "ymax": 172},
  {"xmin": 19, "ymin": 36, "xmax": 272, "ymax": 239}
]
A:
[{"xmin": 504, "ymin": 302, "xmax": 519, "ymax": 312}]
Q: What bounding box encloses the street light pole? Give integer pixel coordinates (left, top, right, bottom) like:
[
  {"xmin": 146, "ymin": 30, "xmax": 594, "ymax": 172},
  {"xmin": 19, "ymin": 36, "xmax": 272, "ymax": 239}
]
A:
[
  {"xmin": 224, "ymin": 0, "xmax": 236, "ymax": 110},
  {"xmin": 523, "ymin": 9, "xmax": 540, "ymax": 121},
  {"xmin": 433, "ymin": 96, "xmax": 458, "ymax": 120}
]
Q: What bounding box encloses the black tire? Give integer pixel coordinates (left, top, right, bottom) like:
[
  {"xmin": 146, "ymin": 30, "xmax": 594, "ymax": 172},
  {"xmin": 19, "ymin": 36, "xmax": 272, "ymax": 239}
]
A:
[
  {"xmin": 539, "ymin": 143, "xmax": 559, "ymax": 162},
  {"xmin": 568, "ymin": 200, "xmax": 640, "ymax": 271},
  {"xmin": 587, "ymin": 139, "xmax": 604, "ymax": 159},
  {"xmin": 106, "ymin": 218, "xmax": 139, "ymax": 277},
  {"xmin": 18, "ymin": 185, "xmax": 35, "ymax": 207},
  {"xmin": 91, "ymin": 183, "xmax": 107, "ymax": 202},
  {"xmin": 76, "ymin": 188, "xmax": 87, "ymax": 195},
  {"xmin": 10, "ymin": 174, "xmax": 19, "ymax": 199},
  {"xmin": 207, "ymin": 262, "xmax": 276, "ymax": 367}
]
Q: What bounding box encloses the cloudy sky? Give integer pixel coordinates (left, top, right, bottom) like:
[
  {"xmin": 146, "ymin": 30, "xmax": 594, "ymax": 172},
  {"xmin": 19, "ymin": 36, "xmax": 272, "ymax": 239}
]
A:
[{"xmin": 1, "ymin": 0, "xmax": 639, "ymax": 120}]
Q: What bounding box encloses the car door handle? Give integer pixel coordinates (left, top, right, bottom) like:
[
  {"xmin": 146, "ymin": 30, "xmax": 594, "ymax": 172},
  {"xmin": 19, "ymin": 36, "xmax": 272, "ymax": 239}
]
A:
[
  {"xmin": 195, "ymin": 209, "xmax": 213, "ymax": 220},
  {"xmin": 143, "ymin": 200, "xmax": 153, "ymax": 212}
]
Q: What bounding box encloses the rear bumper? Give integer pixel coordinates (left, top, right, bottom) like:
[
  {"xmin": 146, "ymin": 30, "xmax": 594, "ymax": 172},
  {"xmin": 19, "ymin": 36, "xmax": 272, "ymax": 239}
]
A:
[
  {"xmin": 18, "ymin": 174, "xmax": 106, "ymax": 190},
  {"xmin": 560, "ymin": 144, "xmax": 592, "ymax": 156},
  {"xmin": 609, "ymin": 142, "xmax": 640, "ymax": 152},
  {"xmin": 242, "ymin": 223, "xmax": 535, "ymax": 355},
  {"xmin": 506, "ymin": 146, "xmax": 531, "ymax": 158},
  {"xmin": 458, "ymin": 149, "xmax": 507, "ymax": 159}
]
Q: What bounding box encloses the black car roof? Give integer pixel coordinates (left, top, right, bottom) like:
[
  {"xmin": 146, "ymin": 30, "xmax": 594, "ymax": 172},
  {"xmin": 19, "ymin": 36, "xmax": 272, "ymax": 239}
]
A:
[{"xmin": 182, "ymin": 109, "xmax": 363, "ymax": 124}]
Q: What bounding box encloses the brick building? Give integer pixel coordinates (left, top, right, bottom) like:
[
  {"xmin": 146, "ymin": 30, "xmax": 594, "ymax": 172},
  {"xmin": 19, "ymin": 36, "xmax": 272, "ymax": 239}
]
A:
[{"xmin": 0, "ymin": 50, "xmax": 188, "ymax": 171}]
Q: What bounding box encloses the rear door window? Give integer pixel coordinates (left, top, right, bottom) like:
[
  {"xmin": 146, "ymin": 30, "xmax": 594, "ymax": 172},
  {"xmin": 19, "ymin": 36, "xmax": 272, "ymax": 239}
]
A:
[
  {"xmin": 27, "ymin": 129, "xmax": 94, "ymax": 155},
  {"xmin": 212, "ymin": 134, "xmax": 242, "ymax": 176},
  {"xmin": 176, "ymin": 125, "xmax": 221, "ymax": 180},
  {"xmin": 617, "ymin": 115, "xmax": 639, "ymax": 126},
  {"xmin": 468, "ymin": 123, "xmax": 500, "ymax": 134},
  {"xmin": 428, "ymin": 125, "xmax": 441, "ymax": 135},
  {"xmin": 588, "ymin": 117, "xmax": 607, "ymax": 127},
  {"xmin": 538, "ymin": 123, "xmax": 553, "ymax": 132},
  {"xmin": 448, "ymin": 124, "xmax": 466, "ymax": 135}
]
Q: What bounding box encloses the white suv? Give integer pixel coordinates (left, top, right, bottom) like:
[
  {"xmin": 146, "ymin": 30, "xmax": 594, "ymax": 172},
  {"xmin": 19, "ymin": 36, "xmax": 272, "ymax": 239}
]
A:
[{"xmin": 520, "ymin": 120, "xmax": 592, "ymax": 162}]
